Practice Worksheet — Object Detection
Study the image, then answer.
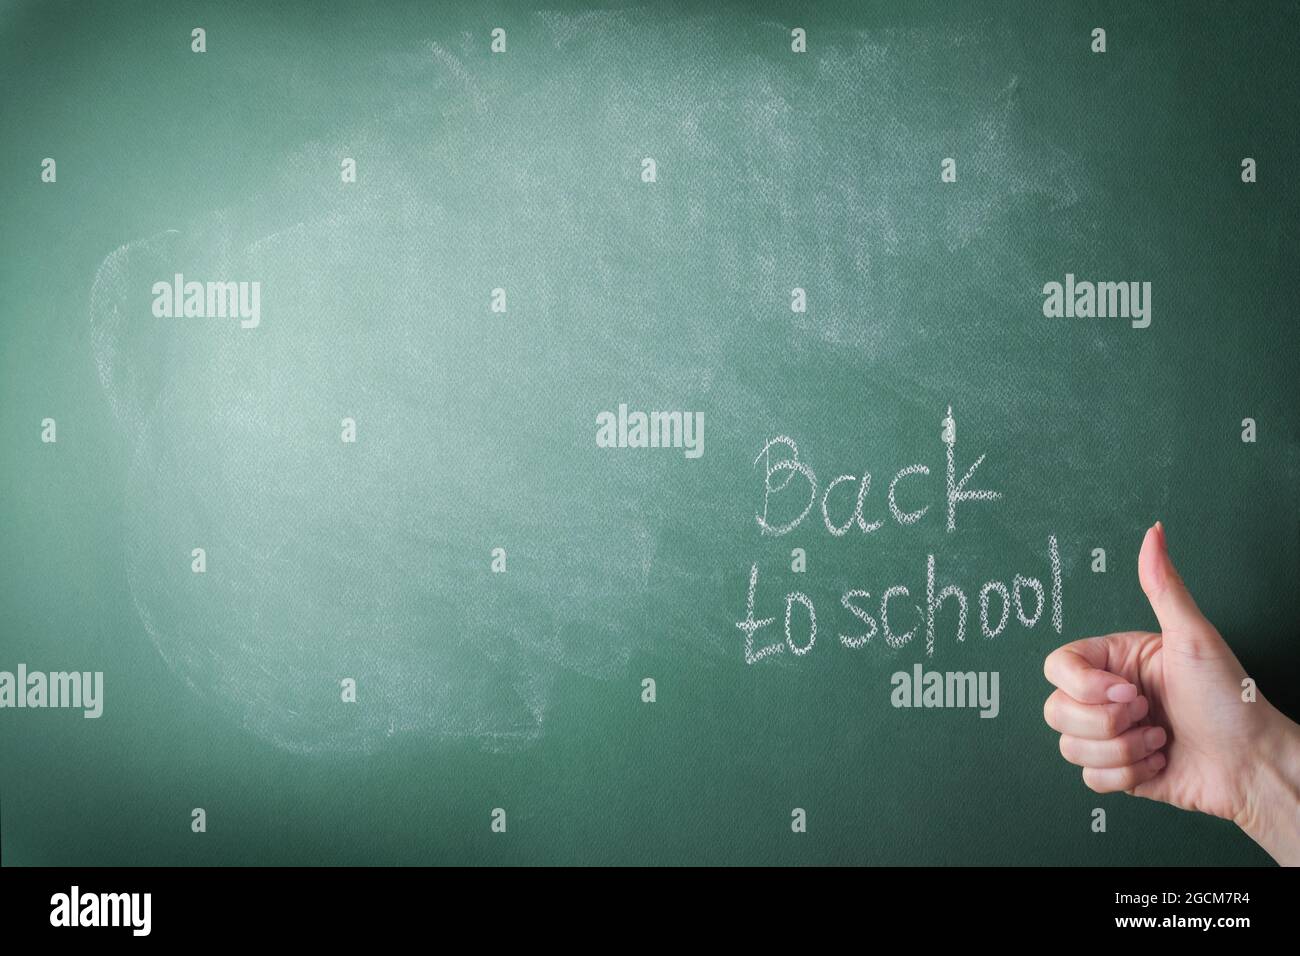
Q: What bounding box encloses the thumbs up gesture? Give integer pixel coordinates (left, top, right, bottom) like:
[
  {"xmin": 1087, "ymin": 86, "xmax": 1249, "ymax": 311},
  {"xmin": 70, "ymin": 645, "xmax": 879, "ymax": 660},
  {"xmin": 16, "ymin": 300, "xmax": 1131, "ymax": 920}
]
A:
[{"xmin": 1043, "ymin": 523, "xmax": 1300, "ymax": 864}]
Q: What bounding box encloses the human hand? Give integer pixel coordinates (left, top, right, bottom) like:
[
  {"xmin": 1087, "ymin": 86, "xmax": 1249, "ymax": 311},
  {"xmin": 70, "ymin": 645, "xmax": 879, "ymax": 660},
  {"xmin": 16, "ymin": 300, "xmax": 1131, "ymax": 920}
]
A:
[{"xmin": 1044, "ymin": 522, "xmax": 1300, "ymax": 864}]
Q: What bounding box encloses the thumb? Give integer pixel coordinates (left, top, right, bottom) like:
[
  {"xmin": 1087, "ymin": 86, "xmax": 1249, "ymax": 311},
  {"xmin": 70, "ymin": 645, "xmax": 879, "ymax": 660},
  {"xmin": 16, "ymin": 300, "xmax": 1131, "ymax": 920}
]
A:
[{"xmin": 1138, "ymin": 521, "xmax": 1217, "ymax": 654}]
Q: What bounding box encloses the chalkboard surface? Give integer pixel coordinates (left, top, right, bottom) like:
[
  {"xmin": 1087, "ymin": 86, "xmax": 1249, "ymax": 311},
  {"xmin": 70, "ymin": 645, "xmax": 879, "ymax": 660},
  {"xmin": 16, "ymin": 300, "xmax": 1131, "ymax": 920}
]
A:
[{"xmin": 2, "ymin": 0, "xmax": 1297, "ymax": 865}]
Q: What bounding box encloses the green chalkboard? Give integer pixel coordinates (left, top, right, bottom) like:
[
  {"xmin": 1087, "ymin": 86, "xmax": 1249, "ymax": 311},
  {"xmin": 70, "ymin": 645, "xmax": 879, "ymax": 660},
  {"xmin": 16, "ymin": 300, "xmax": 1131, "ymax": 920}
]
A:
[{"xmin": 2, "ymin": 0, "xmax": 1297, "ymax": 866}]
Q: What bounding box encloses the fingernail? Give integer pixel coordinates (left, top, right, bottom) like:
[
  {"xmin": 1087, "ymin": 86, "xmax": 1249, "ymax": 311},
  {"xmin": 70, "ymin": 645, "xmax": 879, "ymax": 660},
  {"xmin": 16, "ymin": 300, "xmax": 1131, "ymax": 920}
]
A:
[
  {"xmin": 1144, "ymin": 727, "xmax": 1167, "ymax": 751},
  {"xmin": 1128, "ymin": 697, "xmax": 1149, "ymax": 721},
  {"xmin": 1149, "ymin": 751, "xmax": 1167, "ymax": 771},
  {"xmin": 1107, "ymin": 682, "xmax": 1138, "ymax": 703}
]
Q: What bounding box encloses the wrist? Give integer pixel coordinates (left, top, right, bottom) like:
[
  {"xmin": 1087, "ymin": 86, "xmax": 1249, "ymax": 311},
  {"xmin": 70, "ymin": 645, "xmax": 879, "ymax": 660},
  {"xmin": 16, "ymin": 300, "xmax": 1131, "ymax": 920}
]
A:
[{"xmin": 1236, "ymin": 704, "xmax": 1300, "ymax": 865}]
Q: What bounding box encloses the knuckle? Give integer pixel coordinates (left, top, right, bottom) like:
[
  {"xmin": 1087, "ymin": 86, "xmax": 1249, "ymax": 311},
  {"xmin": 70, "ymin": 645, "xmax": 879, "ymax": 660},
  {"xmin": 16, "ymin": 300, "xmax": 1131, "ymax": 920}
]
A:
[
  {"xmin": 1101, "ymin": 706, "xmax": 1124, "ymax": 737},
  {"xmin": 1126, "ymin": 732, "xmax": 1148, "ymax": 762},
  {"xmin": 1163, "ymin": 628, "xmax": 1219, "ymax": 662},
  {"xmin": 1042, "ymin": 694, "xmax": 1057, "ymax": 727}
]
